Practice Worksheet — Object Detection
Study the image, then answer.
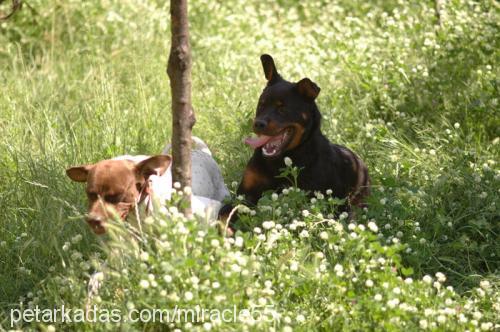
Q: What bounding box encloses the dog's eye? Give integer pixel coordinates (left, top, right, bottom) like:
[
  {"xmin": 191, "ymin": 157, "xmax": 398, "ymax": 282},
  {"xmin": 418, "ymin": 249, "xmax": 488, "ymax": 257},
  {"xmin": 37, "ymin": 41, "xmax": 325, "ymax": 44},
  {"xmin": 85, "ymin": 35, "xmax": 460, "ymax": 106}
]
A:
[
  {"xmin": 136, "ymin": 182, "xmax": 143, "ymax": 192},
  {"xmin": 87, "ymin": 192, "xmax": 98, "ymax": 201},
  {"xmin": 276, "ymin": 101, "xmax": 285, "ymax": 112},
  {"xmin": 105, "ymin": 194, "xmax": 121, "ymax": 204}
]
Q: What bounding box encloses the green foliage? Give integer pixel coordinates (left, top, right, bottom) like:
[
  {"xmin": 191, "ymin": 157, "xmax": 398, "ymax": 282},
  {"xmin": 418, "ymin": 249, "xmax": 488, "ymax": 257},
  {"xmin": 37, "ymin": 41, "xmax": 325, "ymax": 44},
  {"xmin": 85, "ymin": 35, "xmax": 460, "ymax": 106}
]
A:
[{"xmin": 0, "ymin": 0, "xmax": 498, "ymax": 330}]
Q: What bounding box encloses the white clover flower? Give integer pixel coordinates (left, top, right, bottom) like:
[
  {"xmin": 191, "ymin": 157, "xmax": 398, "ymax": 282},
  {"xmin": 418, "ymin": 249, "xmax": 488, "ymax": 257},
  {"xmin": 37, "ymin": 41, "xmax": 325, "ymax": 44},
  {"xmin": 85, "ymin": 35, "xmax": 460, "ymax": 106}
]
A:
[
  {"xmin": 262, "ymin": 221, "xmax": 276, "ymax": 230},
  {"xmin": 271, "ymin": 193, "xmax": 279, "ymax": 201},
  {"xmin": 319, "ymin": 231, "xmax": 329, "ymax": 240},
  {"xmin": 380, "ymin": 198, "xmax": 387, "ymax": 205},
  {"xmin": 62, "ymin": 242, "xmax": 70, "ymax": 251},
  {"xmin": 284, "ymin": 157, "xmax": 293, "ymax": 167},
  {"xmin": 163, "ymin": 275, "xmax": 172, "ymax": 283},
  {"xmin": 71, "ymin": 234, "xmax": 82, "ymax": 244},
  {"xmin": 184, "ymin": 291, "xmax": 194, "ymax": 301},
  {"xmin": 419, "ymin": 319, "xmax": 428, "ymax": 329},
  {"xmin": 231, "ymin": 181, "xmax": 238, "ymax": 188},
  {"xmin": 374, "ymin": 294, "xmax": 382, "ymax": 301},
  {"xmin": 365, "ymin": 279, "xmax": 374, "ymax": 287},
  {"xmin": 326, "ymin": 189, "xmax": 333, "ymax": 195},
  {"xmin": 479, "ymin": 280, "xmax": 491, "ymax": 290},
  {"xmin": 387, "ymin": 298, "xmax": 400, "ymax": 308},
  {"xmin": 480, "ymin": 322, "xmax": 493, "ymax": 331},
  {"xmin": 210, "ymin": 239, "xmax": 220, "ymax": 248},
  {"xmin": 348, "ymin": 223, "xmax": 356, "ymax": 231},
  {"xmin": 253, "ymin": 227, "xmax": 262, "ymax": 234},
  {"xmin": 299, "ymin": 230, "xmax": 309, "ymax": 238},
  {"xmin": 367, "ymin": 221, "xmax": 378, "ymax": 232},
  {"xmin": 283, "ymin": 326, "xmax": 293, "ymax": 332},
  {"xmin": 437, "ymin": 315, "xmax": 446, "ymax": 324},
  {"xmin": 140, "ymin": 251, "xmax": 149, "ymax": 261},
  {"xmin": 393, "ymin": 287, "xmax": 401, "ymax": 294},
  {"xmin": 203, "ymin": 322, "xmax": 212, "ymax": 331},
  {"xmin": 183, "ymin": 186, "xmax": 192, "ymax": 195},
  {"xmin": 47, "ymin": 325, "xmax": 56, "ymax": 332},
  {"xmin": 290, "ymin": 261, "xmax": 299, "ymax": 272},
  {"xmin": 139, "ymin": 280, "xmax": 150, "ymax": 289},
  {"xmin": 315, "ymin": 252, "xmax": 325, "ymax": 259},
  {"xmin": 302, "ymin": 210, "xmax": 310, "ymax": 217},
  {"xmin": 339, "ymin": 212, "xmax": 349, "ymax": 220},
  {"xmin": 454, "ymin": 122, "xmax": 460, "ymax": 129},
  {"xmin": 173, "ymin": 182, "xmax": 181, "ymax": 189},
  {"xmin": 334, "ymin": 264, "xmax": 344, "ymax": 277},
  {"xmin": 429, "ymin": 149, "xmax": 436, "ymax": 156},
  {"xmin": 296, "ymin": 314, "xmax": 305, "ymax": 323},
  {"xmin": 435, "ymin": 272, "xmax": 446, "ymax": 283},
  {"xmin": 234, "ymin": 236, "xmax": 244, "ymax": 247},
  {"xmin": 424, "ymin": 308, "xmax": 433, "ymax": 317},
  {"xmin": 231, "ymin": 264, "xmax": 242, "ymax": 273},
  {"xmin": 212, "ymin": 281, "xmax": 220, "ymax": 289},
  {"xmin": 404, "ymin": 278, "xmax": 413, "ymax": 284}
]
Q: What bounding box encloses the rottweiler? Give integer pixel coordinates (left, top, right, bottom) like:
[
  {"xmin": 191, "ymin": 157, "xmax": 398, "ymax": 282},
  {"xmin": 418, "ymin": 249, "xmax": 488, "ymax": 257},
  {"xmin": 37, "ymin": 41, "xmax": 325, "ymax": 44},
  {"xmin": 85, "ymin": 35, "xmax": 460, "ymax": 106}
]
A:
[{"xmin": 220, "ymin": 54, "xmax": 370, "ymax": 229}]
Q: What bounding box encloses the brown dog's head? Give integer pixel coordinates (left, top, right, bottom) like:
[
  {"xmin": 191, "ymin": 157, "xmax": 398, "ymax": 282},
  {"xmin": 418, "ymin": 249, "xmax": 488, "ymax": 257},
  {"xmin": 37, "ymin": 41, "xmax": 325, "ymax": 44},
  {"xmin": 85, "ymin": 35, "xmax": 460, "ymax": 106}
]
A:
[
  {"xmin": 66, "ymin": 155, "xmax": 171, "ymax": 234},
  {"xmin": 245, "ymin": 54, "xmax": 322, "ymax": 158}
]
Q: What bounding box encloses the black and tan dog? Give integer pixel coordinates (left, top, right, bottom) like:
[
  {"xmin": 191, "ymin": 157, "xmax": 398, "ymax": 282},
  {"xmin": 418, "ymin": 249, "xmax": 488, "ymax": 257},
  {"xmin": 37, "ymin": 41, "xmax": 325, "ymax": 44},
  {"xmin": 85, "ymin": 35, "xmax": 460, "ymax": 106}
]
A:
[{"xmin": 220, "ymin": 54, "xmax": 370, "ymax": 228}]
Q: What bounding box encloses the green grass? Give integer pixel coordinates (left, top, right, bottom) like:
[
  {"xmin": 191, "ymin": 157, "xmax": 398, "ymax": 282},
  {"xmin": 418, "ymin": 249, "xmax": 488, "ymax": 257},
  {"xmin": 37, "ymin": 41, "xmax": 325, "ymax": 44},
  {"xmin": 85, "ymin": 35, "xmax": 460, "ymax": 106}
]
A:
[{"xmin": 0, "ymin": 0, "xmax": 498, "ymax": 330}]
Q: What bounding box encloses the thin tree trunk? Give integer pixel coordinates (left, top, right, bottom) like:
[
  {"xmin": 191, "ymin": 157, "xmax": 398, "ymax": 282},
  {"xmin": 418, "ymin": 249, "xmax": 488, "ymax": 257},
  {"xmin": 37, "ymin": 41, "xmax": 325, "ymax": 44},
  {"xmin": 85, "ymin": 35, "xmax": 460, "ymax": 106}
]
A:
[
  {"xmin": 167, "ymin": 0, "xmax": 195, "ymax": 214},
  {"xmin": 435, "ymin": 0, "xmax": 445, "ymax": 28}
]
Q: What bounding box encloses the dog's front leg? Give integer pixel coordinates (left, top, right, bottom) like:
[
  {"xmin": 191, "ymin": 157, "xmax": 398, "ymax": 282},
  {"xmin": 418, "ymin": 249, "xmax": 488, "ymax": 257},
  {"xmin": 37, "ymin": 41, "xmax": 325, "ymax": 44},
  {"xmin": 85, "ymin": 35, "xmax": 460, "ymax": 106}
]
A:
[{"xmin": 218, "ymin": 161, "xmax": 271, "ymax": 233}]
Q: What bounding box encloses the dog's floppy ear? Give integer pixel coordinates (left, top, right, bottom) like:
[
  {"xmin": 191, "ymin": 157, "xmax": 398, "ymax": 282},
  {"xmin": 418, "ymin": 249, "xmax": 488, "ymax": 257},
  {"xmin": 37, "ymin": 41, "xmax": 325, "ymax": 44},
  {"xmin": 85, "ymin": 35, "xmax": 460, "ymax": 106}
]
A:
[
  {"xmin": 260, "ymin": 54, "xmax": 282, "ymax": 85},
  {"xmin": 66, "ymin": 165, "xmax": 92, "ymax": 182},
  {"xmin": 135, "ymin": 155, "xmax": 172, "ymax": 179},
  {"xmin": 296, "ymin": 78, "xmax": 321, "ymax": 100}
]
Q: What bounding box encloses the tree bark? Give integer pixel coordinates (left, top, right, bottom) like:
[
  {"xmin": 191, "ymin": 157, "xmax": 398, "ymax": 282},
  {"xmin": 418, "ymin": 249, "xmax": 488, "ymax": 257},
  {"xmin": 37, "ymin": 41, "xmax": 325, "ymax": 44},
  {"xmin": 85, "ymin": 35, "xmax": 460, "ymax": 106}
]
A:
[
  {"xmin": 435, "ymin": 0, "xmax": 445, "ymax": 28},
  {"xmin": 167, "ymin": 0, "xmax": 195, "ymax": 214}
]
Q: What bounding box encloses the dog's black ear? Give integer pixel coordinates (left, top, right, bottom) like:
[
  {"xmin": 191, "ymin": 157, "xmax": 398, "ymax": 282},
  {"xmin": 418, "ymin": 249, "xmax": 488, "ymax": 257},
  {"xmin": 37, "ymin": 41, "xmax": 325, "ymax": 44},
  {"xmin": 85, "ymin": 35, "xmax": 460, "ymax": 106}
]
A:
[
  {"xmin": 296, "ymin": 78, "xmax": 321, "ymax": 100},
  {"xmin": 135, "ymin": 155, "xmax": 172, "ymax": 179},
  {"xmin": 260, "ymin": 54, "xmax": 282, "ymax": 85},
  {"xmin": 66, "ymin": 165, "xmax": 92, "ymax": 182}
]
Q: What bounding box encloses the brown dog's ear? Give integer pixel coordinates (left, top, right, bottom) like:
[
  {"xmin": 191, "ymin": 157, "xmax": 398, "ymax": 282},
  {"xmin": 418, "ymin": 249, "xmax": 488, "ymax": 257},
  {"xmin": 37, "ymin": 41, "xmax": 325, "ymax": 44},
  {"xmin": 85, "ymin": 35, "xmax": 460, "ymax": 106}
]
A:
[
  {"xmin": 135, "ymin": 155, "xmax": 172, "ymax": 179},
  {"xmin": 296, "ymin": 78, "xmax": 321, "ymax": 100},
  {"xmin": 260, "ymin": 54, "xmax": 282, "ymax": 85},
  {"xmin": 66, "ymin": 165, "xmax": 92, "ymax": 182}
]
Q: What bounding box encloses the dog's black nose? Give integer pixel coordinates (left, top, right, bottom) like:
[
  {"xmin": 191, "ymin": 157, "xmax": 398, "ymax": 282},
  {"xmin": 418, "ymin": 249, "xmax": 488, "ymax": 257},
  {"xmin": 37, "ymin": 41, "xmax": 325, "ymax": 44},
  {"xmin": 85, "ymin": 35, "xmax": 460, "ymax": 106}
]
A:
[{"xmin": 254, "ymin": 119, "xmax": 267, "ymax": 131}]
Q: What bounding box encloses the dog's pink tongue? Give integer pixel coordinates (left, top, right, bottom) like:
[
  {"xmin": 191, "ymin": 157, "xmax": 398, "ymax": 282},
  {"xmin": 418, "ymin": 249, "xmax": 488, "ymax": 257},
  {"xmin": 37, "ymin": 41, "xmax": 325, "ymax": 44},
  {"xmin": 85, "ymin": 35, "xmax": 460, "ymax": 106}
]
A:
[{"xmin": 244, "ymin": 135, "xmax": 271, "ymax": 149}]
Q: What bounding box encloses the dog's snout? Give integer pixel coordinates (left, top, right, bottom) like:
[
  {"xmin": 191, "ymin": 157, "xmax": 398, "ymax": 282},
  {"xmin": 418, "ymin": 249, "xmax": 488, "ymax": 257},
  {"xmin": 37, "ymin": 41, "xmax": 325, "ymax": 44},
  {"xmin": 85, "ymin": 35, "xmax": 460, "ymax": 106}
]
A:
[
  {"xmin": 253, "ymin": 119, "xmax": 268, "ymax": 131},
  {"xmin": 86, "ymin": 215, "xmax": 106, "ymax": 234}
]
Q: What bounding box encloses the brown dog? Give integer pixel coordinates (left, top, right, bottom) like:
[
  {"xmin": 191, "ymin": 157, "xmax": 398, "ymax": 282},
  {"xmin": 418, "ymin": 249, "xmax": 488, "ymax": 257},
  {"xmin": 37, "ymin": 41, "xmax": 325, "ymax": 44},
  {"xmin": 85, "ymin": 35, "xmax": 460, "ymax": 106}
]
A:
[{"xmin": 66, "ymin": 155, "xmax": 171, "ymax": 234}]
